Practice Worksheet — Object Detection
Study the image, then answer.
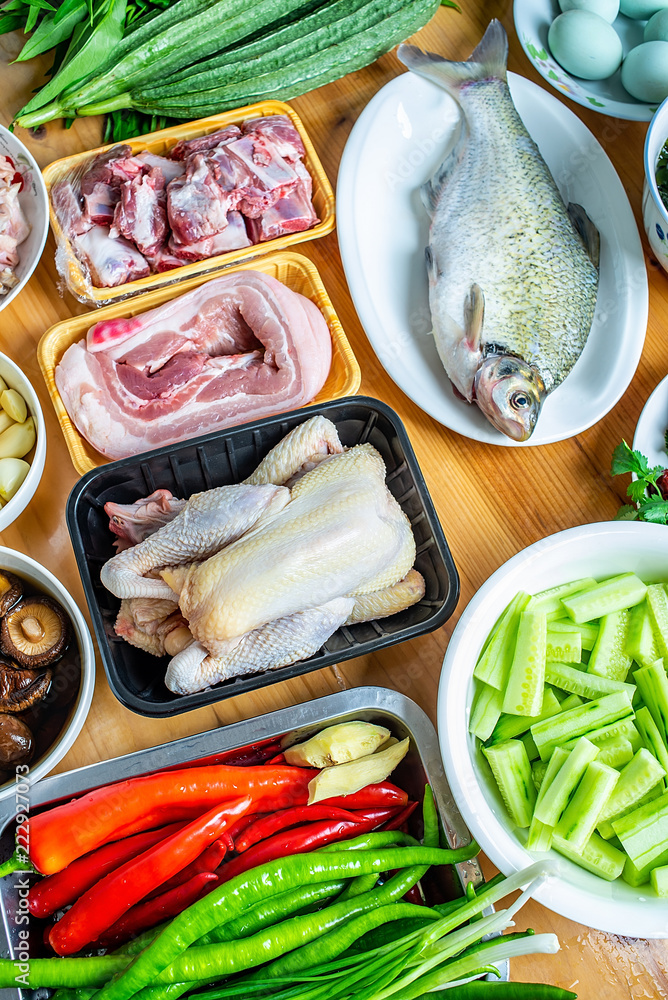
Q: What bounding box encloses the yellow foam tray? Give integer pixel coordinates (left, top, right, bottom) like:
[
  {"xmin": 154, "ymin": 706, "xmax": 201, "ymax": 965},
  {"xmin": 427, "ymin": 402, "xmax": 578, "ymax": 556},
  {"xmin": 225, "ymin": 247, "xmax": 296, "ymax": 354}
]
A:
[
  {"xmin": 42, "ymin": 101, "xmax": 336, "ymax": 305},
  {"xmin": 38, "ymin": 250, "xmax": 361, "ymax": 477}
]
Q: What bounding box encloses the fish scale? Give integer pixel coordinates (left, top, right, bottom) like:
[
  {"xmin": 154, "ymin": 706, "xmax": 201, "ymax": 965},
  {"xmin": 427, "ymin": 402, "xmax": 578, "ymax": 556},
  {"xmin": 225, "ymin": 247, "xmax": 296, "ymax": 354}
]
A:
[{"xmin": 399, "ymin": 20, "xmax": 599, "ymax": 441}]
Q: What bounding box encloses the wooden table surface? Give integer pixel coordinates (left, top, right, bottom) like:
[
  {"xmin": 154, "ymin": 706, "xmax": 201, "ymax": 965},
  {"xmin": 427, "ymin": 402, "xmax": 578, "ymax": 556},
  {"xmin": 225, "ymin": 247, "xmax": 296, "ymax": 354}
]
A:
[{"xmin": 1, "ymin": 0, "xmax": 667, "ymax": 994}]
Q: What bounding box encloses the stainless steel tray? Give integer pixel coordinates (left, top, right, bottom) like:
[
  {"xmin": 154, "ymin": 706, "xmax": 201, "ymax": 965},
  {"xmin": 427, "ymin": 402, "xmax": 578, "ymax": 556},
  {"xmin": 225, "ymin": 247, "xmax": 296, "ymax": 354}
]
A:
[{"xmin": 0, "ymin": 686, "xmax": 507, "ymax": 994}]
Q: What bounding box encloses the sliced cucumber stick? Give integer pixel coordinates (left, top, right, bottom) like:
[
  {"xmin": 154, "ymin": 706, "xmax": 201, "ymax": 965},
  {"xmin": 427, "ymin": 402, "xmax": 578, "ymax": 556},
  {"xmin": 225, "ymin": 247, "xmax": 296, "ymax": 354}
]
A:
[
  {"xmin": 612, "ymin": 789, "xmax": 668, "ymax": 867},
  {"xmin": 483, "ymin": 739, "xmax": 536, "ymax": 828},
  {"xmin": 636, "ymin": 705, "xmax": 668, "ymax": 788},
  {"xmin": 469, "ymin": 682, "xmax": 503, "ymax": 742},
  {"xmin": 526, "ymin": 578, "xmax": 597, "ymax": 619},
  {"xmin": 533, "ymin": 739, "xmax": 598, "ymax": 827},
  {"xmin": 488, "ymin": 687, "xmax": 561, "ymax": 745},
  {"xmin": 474, "ymin": 591, "xmax": 530, "ymax": 689},
  {"xmin": 501, "ymin": 611, "xmax": 547, "ymax": 717},
  {"xmin": 627, "ymin": 600, "xmax": 661, "ymax": 669},
  {"xmin": 587, "ymin": 608, "xmax": 633, "ymax": 681},
  {"xmin": 545, "ymin": 660, "xmax": 635, "ymax": 702},
  {"xmin": 646, "ymin": 584, "xmax": 668, "ymax": 659},
  {"xmin": 553, "ymin": 830, "xmax": 626, "ymax": 881},
  {"xmin": 633, "ymin": 660, "xmax": 668, "ymax": 747},
  {"xmin": 596, "ymin": 748, "xmax": 665, "ymax": 836},
  {"xmin": 546, "ymin": 626, "xmax": 582, "ymax": 664},
  {"xmin": 560, "ymin": 574, "xmax": 647, "ymax": 624},
  {"xmin": 650, "ymin": 864, "xmax": 668, "ymax": 896},
  {"xmin": 531, "ymin": 691, "xmax": 634, "ymax": 760},
  {"xmin": 552, "ymin": 618, "xmax": 599, "ymax": 651},
  {"xmin": 554, "ymin": 760, "xmax": 620, "ymax": 851}
]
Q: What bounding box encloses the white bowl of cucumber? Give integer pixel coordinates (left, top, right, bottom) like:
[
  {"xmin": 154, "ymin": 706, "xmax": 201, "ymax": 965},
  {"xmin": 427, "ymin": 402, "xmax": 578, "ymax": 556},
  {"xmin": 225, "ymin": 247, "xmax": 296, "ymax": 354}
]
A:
[{"xmin": 438, "ymin": 520, "xmax": 668, "ymax": 938}]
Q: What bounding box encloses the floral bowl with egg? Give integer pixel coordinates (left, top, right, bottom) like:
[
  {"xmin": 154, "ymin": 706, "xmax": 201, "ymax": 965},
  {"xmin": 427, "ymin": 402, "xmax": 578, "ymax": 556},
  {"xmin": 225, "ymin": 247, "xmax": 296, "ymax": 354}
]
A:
[
  {"xmin": 0, "ymin": 546, "xmax": 95, "ymax": 800},
  {"xmin": 514, "ymin": 0, "xmax": 661, "ymax": 121},
  {"xmin": 0, "ymin": 352, "xmax": 46, "ymax": 531},
  {"xmin": 0, "ymin": 123, "xmax": 49, "ymax": 313},
  {"xmin": 438, "ymin": 520, "xmax": 668, "ymax": 939}
]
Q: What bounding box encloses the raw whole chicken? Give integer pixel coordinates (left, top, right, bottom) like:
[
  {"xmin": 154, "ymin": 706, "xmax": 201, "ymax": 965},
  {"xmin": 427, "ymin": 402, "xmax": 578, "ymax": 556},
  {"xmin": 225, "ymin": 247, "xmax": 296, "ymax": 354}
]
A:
[
  {"xmin": 100, "ymin": 417, "xmax": 425, "ymax": 695},
  {"xmin": 55, "ymin": 270, "xmax": 332, "ymax": 459}
]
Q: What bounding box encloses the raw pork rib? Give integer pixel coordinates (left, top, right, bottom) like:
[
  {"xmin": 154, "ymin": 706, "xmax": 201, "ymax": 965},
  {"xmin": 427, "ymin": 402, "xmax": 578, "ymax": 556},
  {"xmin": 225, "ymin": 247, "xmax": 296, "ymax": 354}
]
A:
[
  {"xmin": 55, "ymin": 271, "xmax": 332, "ymax": 459},
  {"xmin": 51, "ymin": 116, "xmax": 320, "ymax": 288},
  {"xmin": 0, "ymin": 155, "xmax": 30, "ymax": 294}
]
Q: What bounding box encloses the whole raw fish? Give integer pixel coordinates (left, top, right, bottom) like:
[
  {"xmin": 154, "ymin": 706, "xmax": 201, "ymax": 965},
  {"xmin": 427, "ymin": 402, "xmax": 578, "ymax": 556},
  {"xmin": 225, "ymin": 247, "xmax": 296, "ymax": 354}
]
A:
[{"xmin": 398, "ymin": 21, "xmax": 599, "ymax": 442}]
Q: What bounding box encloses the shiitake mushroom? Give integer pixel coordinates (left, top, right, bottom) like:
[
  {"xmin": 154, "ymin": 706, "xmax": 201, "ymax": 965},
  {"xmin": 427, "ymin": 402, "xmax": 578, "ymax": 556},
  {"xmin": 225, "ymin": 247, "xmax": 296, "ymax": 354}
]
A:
[
  {"xmin": 0, "ymin": 713, "xmax": 33, "ymax": 765},
  {"xmin": 0, "ymin": 570, "xmax": 22, "ymax": 617},
  {"xmin": 0, "ymin": 596, "xmax": 69, "ymax": 668},
  {"xmin": 0, "ymin": 658, "xmax": 52, "ymax": 712}
]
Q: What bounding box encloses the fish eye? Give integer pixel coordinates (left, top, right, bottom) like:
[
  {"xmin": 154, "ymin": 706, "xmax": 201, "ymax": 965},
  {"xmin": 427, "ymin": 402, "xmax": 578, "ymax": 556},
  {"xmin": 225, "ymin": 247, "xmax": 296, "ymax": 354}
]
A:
[{"xmin": 510, "ymin": 391, "xmax": 531, "ymax": 410}]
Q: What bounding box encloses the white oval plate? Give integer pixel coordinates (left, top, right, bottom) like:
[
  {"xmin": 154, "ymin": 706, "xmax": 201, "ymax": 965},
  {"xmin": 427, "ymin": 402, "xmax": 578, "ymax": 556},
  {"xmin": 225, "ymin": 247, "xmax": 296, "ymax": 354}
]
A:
[
  {"xmin": 337, "ymin": 70, "xmax": 648, "ymax": 446},
  {"xmin": 633, "ymin": 373, "xmax": 668, "ymax": 468},
  {"xmin": 514, "ymin": 0, "xmax": 657, "ymax": 122}
]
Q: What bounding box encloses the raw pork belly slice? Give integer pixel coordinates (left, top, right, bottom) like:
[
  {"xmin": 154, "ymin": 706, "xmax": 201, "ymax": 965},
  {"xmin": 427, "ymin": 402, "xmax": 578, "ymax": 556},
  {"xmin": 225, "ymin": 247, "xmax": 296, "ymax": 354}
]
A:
[{"xmin": 55, "ymin": 270, "xmax": 332, "ymax": 459}]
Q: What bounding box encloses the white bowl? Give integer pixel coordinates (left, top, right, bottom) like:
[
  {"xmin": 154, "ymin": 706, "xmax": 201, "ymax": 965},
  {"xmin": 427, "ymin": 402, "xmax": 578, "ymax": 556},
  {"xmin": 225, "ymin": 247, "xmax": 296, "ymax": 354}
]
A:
[
  {"xmin": 0, "ymin": 124, "xmax": 49, "ymax": 313},
  {"xmin": 0, "ymin": 546, "xmax": 95, "ymax": 800},
  {"xmin": 438, "ymin": 521, "xmax": 668, "ymax": 939},
  {"xmin": 0, "ymin": 353, "xmax": 46, "ymax": 532},
  {"xmin": 643, "ymin": 94, "xmax": 668, "ymax": 274}
]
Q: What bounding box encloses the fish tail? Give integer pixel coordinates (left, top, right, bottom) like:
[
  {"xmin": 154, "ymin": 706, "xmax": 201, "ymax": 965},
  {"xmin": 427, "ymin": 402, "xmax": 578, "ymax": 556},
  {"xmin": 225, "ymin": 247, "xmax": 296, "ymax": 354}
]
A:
[{"xmin": 397, "ymin": 19, "xmax": 508, "ymax": 96}]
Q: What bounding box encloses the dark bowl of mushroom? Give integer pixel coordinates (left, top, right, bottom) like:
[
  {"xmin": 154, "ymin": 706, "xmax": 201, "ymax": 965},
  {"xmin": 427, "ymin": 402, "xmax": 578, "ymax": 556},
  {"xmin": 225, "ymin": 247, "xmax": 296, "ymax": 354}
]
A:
[{"xmin": 0, "ymin": 547, "xmax": 95, "ymax": 799}]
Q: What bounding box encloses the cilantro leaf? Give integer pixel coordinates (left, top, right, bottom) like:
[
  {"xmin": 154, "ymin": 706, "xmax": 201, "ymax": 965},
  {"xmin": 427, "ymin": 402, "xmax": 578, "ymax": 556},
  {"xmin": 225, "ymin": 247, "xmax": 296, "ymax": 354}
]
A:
[
  {"xmin": 627, "ymin": 479, "xmax": 652, "ymax": 504},
  {"xmin": 636, "ymin": 499, "xmax": 668, "ymax": 524},
  {"xmin": 611, "ymin": 441, "xmax": 650, "ymax": 478},
  {"xmin": 614, "ymin": 505, "xmax": 640, "ymax": 521}
]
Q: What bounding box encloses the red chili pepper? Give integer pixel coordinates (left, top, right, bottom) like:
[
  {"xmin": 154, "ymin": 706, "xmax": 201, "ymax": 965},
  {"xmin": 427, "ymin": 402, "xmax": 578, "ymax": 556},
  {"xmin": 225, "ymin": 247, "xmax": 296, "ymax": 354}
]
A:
[
  {"xmin": 318, "ymin": 781, "xmax": 409, "ymax": 810},
  {"xmin": 235, "ymin": 805, "xmax": 363, "ymax": 853},
  {"xmin": 143, "ymin": 838, "xmax": 227, "ymax": 901},
  {"xmin": 24, "ymin": 765, "xmax": 316, "ymax": 875},
  {"xmin": 381, "ymin": 800, "xmax": 419, "ymax": 832},
  {"xmin": 265, "ymin": 753, "xmax": 286, "ymax": 764},
  {"xmin": 48, "ymin": 795, "xmax": 252, "ymax": 956},
  {"xmin": 226, "ymin": 812, "xmax": 261, "ymax": 845},
  {"xmin": 403, "ymin": 884, "xmax": 424, "ymax": 905},
  {"xmin": 217, "ymin": 807, "xmax": 399, "ymax": 885},
  {"xmin": 28, "ymin": 821, "xmax": 187, "ymax": 919},
  {"xmin": 93, "ymin": 872, "xmax": 219, "ymax": 950}
]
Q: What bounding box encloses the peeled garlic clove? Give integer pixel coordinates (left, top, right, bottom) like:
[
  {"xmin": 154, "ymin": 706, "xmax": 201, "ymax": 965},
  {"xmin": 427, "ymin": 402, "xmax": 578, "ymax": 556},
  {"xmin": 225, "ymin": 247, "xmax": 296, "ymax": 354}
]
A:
[
  {"xmin": 0, "ymin": 389, "xmax": 27, "ymax": 425},
  {"xmin": 284, "ymin": 721, "xmax": 391, "ymax": 768},
  {"xmin": 0, "ymin": 458, "xmax": 30, "ymax": 501},
  {"xmin": 0, "ymin": 377, "xmax": 7, "ymax": 393},
  {"xmin": 307, "ymin": 736, "xmax": 410, "ymax": 804},
  {"xmin": 0, "ymin": 412, "xmax": 15, "ymax": 435},
  {"xmin": 0, "ymin": 417, "xmax": 35, "ymax": 460}
]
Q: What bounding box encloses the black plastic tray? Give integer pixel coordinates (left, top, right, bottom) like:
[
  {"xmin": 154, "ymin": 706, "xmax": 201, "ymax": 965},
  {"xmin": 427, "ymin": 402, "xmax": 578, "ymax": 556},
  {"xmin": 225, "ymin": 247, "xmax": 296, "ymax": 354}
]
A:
[{"xmin": 66, "ymin": 397, "xmax": 460, "ymax": 717}]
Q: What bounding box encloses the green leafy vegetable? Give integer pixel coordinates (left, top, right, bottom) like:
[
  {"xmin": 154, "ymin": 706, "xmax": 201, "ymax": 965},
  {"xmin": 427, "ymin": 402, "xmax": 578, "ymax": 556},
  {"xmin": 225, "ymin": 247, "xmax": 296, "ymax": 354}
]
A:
[{"xmin": 611, "ymin": 441, "xmax": 668, "ymax": 524}]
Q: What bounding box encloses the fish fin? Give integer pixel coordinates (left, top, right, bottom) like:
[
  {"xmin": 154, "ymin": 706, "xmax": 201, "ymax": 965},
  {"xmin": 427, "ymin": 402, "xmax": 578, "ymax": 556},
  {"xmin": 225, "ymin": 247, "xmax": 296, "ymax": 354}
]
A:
[
  {"xmin": 397, "ymin": 20, "xmax": 508, "ymax": 98},
  {"xmin": 464, "ymin": 283, "xmax": 485, "ymax": 351},
  {"xmin": 567, "ymin": 202, "xmax": 600, "ymax": 269},
  {"xmin": 425, "ymin": 244, "xmax": 439, "ymax": 280}
]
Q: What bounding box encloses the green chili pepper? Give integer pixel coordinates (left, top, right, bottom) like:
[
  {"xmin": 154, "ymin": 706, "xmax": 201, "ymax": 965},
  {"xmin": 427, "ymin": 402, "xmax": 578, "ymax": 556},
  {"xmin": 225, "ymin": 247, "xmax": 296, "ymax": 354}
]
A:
[
  {"xmin": 412, "ymin": 986, "xmax": 577, "ymax": 1000},
  {"xmin": 156, "ymin": 900, "xmax": 434, "ymax": 986},
  {"xmin": 337, "ymin": 873, "xmax": 380, "ymax": 900},
  {"xmin": 94, "ymin": 845, "xmax": 478, "ymax": 1000}
]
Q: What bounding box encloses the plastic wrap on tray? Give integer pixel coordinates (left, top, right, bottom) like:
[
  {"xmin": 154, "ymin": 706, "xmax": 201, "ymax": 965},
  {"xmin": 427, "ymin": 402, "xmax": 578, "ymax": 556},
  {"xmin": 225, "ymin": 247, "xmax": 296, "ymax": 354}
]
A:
[{"xmin": 42, "ymin": 102, "xmax": 335, "ymax": 306}]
